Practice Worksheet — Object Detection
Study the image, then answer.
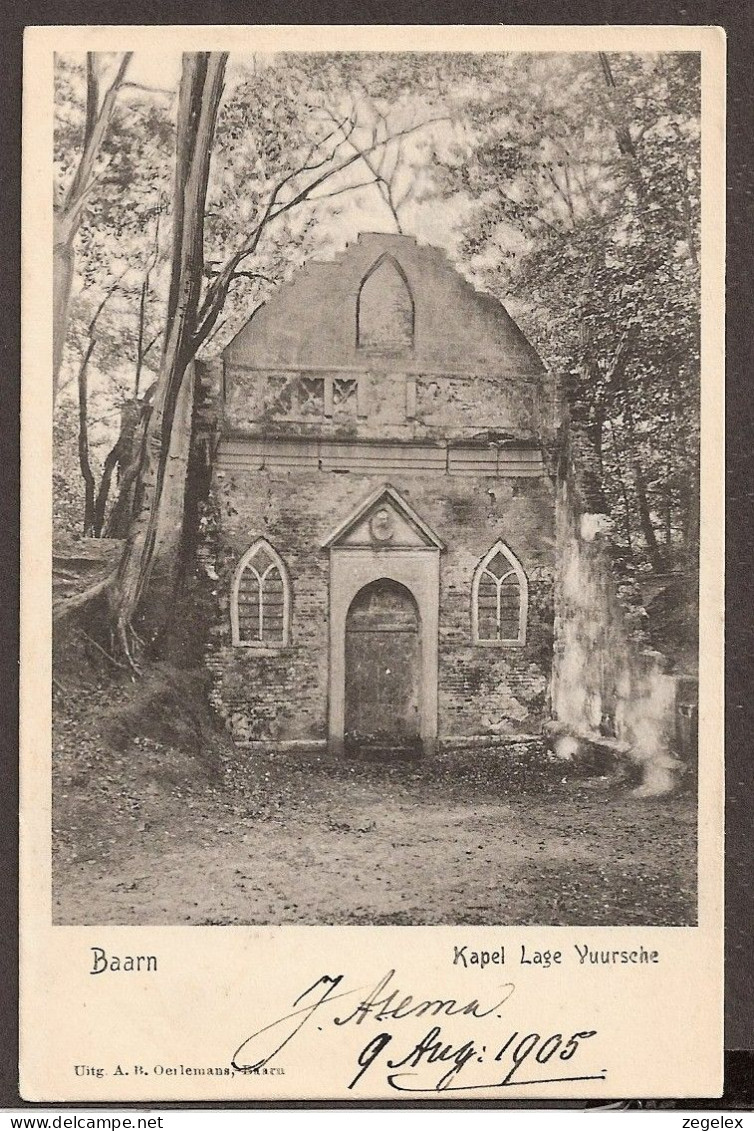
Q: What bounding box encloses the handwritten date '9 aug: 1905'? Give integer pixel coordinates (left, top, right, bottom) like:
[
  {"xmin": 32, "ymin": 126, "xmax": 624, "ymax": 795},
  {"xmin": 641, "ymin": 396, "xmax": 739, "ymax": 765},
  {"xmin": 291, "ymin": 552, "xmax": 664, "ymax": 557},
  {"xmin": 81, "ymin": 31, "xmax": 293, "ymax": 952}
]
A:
[{"xmin": 231, "ymin": 971, "xmax": 605, "ymax": 1093}]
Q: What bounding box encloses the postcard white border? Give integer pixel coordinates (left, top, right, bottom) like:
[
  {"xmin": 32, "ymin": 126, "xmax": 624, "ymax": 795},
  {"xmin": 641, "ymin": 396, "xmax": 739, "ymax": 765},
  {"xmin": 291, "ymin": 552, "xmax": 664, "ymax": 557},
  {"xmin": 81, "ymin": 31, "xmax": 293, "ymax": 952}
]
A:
[{"xmin": 21, "ymin": 24, "xmax": 725, "ymax": 1102}]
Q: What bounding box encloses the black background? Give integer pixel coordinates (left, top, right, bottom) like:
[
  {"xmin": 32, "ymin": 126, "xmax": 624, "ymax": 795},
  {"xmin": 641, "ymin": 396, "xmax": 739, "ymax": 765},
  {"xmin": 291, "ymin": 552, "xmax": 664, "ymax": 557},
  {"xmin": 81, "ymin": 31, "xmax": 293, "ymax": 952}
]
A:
[{"xmin": 1, "ymin": 0, "xmax": 751, "ymax": 1109}]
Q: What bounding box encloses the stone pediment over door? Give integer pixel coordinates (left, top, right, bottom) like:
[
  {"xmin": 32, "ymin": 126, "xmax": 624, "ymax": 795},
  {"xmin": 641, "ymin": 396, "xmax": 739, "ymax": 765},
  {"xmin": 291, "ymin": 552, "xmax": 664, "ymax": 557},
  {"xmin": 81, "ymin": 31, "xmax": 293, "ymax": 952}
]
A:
[
  {"xmin": 323, "ymin": 484, "xmax": 442, "ymax": 756},
  {"xmin": 321, "ymin": 484, "xmax": 445, "ymax": 551}
]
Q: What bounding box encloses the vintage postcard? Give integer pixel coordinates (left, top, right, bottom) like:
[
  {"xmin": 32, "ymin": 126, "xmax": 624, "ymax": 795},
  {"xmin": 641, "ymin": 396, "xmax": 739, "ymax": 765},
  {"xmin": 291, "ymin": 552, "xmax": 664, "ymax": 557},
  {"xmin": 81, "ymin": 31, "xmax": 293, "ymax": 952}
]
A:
[{"xmin": 21, "ymin": 24, "xmax": 725, "ymax": 1101}]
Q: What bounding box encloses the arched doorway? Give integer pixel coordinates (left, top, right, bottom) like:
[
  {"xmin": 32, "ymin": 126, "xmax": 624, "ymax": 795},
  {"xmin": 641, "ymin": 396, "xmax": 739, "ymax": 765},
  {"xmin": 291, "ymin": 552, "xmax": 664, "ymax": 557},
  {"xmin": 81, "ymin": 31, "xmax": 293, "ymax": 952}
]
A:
[{"xmin": 344, "ymin": 579, "xmax": 421, "ymax": 757}]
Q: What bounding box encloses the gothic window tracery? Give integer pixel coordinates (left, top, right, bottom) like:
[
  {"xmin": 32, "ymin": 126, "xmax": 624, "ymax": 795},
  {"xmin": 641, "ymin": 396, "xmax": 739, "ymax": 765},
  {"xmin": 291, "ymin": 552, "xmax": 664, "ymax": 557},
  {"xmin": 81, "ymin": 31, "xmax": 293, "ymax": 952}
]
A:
[
  {"xmin": 231, "ymin": 539, "xmax": 291, "ymax": 646},
  {"xmin": 472, "ymin": 541, "xmax": 528, "ymax": 645}
]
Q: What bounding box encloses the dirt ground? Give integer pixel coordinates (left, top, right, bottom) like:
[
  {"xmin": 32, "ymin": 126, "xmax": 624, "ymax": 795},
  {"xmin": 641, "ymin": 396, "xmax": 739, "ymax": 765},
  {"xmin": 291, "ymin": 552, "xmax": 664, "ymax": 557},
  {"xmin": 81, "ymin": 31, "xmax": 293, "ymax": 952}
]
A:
[{"xmin": 52, "ymin": 676, "xmax": 697, "ymax": 926}]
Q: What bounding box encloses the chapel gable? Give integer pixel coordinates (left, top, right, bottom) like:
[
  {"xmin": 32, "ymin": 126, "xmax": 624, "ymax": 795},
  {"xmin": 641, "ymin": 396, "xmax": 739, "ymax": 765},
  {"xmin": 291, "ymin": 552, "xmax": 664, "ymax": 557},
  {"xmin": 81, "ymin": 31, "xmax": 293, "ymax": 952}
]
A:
[{"xmin": 215, "ymin": 233, "xmax": 555, "ymax": 444}]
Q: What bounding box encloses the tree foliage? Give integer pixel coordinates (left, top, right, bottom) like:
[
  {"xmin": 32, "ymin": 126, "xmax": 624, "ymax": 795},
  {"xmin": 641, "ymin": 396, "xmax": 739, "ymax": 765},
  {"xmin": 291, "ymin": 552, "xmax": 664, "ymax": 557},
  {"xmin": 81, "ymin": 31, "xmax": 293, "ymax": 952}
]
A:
[
  {"xmin": 54, "ymin": 54, "xmax": 175, "ymax": 533},
  {"xmin": 52, "ymin": 49, "xmax": 702, "ymax": 663},
  {"xmin": 436, "ymin": 51, "xmax": 700, "ymax": 576},
  {"xmin": 54, "ymin": 51, "xmax": 449, "ymax": 541},
  {"xmin": 53, "ymin": 52, "xmax": 137, "ymax": 402}
]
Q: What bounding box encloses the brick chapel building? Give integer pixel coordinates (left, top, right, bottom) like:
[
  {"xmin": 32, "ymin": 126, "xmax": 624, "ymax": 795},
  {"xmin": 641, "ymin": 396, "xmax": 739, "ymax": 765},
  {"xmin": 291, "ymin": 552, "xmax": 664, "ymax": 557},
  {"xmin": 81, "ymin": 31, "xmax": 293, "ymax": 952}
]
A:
[
  {"xmin": 194, "ymin": 231, "xmax": 569, "ymax": 757},
  {"xmin": 192, "ymin": 229, "xmax": 679, "ymax": 778}
]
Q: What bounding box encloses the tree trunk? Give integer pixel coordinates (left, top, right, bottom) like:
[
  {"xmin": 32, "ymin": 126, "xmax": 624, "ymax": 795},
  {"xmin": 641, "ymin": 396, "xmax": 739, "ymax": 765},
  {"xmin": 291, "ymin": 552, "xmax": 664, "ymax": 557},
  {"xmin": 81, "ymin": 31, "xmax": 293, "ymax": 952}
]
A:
[
  {"xmin": 74, "ymin": 272, "xmax": 128, "ymax": 533},
  {"xmin": 134, "ymin": 276, "xmax": 149, "ymax": 397},
  {"xmin": 608, "ymin": 421, "xmax": 633, "ymax": 552},
  {"xmin": 681, "ymin": 450, "xmax": 700, "ymax": 574},
  {"xmin": 53, "ymin": 222, "xmax": 76, "ymax": 404},
  {"xmin": 76, "ymin": 337, "xmax": 96, "ymax": 535},
  {"xmin": 93, "ymin": 398, "xmax": 145, "ymax": 537},
  {"xmin": 624, "ymin": 400, "xmax": 665, "ymax": 573},
  {"xmin": 107, "ymin": 52, "xmax": 227, "ymax": 667},
  {"xmin": 53, "ymin": 52, "xmax": 132, "ymax": 402},
  {"xmin": 633, "ymin": 462, "xmax": 665, "ymax": 573}
]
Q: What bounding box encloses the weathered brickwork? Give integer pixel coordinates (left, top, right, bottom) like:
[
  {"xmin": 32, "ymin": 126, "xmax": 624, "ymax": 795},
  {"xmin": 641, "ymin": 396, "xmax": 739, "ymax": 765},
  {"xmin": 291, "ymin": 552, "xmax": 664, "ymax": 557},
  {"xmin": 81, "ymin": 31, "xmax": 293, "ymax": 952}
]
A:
[
  {"xmin": 187, "ymin": 231, "xmax": 682, "ymax": 785},
  {"xmin": 198, "ymin": 232, "xmax": 558, "ymax": 751},
  {"xmin": 204, "ymin": 468, "xmax": 554, "ymax": 745},
  {"xmin": 223, "ymin": 367, "xmax": 545, "ymax": 443}
]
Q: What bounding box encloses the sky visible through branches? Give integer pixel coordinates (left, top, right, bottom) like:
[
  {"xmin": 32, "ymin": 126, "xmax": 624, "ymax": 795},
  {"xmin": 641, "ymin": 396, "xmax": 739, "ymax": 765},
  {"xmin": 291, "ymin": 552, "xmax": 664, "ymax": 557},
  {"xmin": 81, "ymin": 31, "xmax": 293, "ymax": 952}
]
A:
[{"xmin": 53, "ymin": 48, "xmax": 701, "ymax": 590}]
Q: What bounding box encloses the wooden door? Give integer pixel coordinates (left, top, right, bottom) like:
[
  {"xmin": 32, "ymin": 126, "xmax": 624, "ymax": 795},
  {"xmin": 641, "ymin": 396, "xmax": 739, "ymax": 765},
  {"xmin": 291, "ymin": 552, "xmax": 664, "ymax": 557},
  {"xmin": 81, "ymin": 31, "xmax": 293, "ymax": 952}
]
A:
[{"xmin": 344, "ymin": 579, "xmax": 421, "ymax": 756}]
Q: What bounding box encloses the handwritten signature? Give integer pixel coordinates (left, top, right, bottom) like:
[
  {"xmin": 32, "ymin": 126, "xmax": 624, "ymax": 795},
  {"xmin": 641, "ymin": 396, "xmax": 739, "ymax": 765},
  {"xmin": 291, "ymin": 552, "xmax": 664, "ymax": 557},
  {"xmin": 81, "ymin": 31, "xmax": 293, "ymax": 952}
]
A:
[{"xmin": 231, "ymin": 970, "xmax": 606, "ymax": 1093}]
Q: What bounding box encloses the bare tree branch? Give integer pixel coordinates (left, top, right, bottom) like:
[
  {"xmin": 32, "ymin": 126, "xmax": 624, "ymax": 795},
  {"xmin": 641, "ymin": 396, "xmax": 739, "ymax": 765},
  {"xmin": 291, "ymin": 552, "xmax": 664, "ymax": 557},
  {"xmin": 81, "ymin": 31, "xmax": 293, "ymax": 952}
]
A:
[
  {"xmin": 64, "ymin": 52, "xmax": 133, "ymax": 219},
  {"xmin": 193, "ymin": 115, "xmax": 448, "ymax": 348},
  {"xmin": 202, "ymin": 317, "xmax": 229, "ymax": 352},
  {"xmin": 541, "ymin": 164, "xmax": 578, "ymax": 228},
  {"xmin": 308, "ymin": 176, "xmax": 380, "ymax": 201},
  {"xmin": 54, "ymin": 51, "xmax": 133, "ymax": 401},
  {"xmin": 122, "ymin": 81, "xmax": 176, "ymax": 97},
  {"xmin": 229, "ymin": 270, "xmax": 276, "ymax": 285},
  {"xmin": 135, "ymin": 207, "xmax": 163, "ymax": 397},
  {"xmin": 76, "ymin": 268, "xmax": 130, "ymax": 534},
  {"xmin": 319, "ymin": 106, "xmax": 408, "ymax": 232}
]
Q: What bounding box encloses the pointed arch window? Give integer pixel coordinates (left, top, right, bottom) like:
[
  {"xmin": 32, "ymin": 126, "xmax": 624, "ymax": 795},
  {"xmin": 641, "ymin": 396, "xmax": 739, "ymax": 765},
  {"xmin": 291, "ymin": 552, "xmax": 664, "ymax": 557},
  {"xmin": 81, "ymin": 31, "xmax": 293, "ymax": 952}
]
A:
[
  {"xmin": 472, "ymin": 541, "xmax": 528, "ymax": 645},
  {"xmin": 231, "ymin": 539, "xmax": 291, "ymax": 647},
  {"xmin": 357, "ymin": 255, "xmax": 414, "ymax": 351}
]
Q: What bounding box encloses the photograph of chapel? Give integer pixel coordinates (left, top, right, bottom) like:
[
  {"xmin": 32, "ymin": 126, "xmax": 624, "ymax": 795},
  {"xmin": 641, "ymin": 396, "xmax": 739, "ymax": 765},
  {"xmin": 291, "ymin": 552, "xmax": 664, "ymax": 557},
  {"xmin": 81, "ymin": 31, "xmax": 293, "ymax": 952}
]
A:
[
  {"xmin": 199, "ymin": 232, "xmax": 556, "ymax": 757},
  {"xmin": 52, "ymin": 50, "xmax": 700, "ymax": 926}
]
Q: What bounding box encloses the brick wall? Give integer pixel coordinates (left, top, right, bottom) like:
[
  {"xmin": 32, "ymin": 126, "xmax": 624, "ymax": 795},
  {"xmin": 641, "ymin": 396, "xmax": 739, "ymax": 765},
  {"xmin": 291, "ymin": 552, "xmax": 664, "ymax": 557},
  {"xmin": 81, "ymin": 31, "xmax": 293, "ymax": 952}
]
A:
[
  {"xmin": 204, "ymin": 467, "xmax": 555, "ymax": 746},
  {"xmin": 197, "ymin": 232, "xmax": 558, "ymax": 750}
]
